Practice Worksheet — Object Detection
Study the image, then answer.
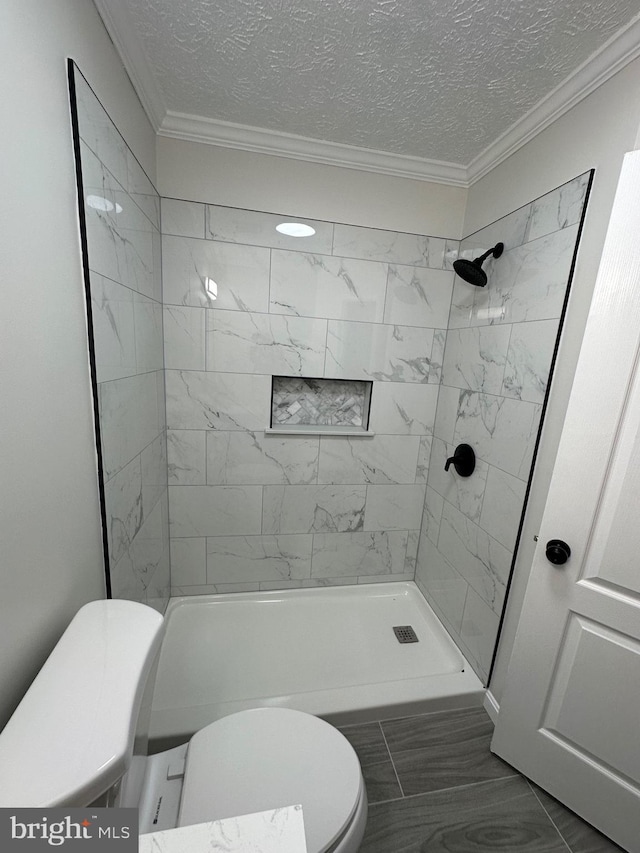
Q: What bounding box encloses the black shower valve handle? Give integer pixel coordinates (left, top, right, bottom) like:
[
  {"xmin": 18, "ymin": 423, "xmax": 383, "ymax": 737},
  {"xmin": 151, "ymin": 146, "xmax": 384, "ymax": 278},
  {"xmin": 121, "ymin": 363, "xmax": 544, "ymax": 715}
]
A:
[{"xmin": 444, "ymin": 444, "xmax": 476, "ymax": 478}]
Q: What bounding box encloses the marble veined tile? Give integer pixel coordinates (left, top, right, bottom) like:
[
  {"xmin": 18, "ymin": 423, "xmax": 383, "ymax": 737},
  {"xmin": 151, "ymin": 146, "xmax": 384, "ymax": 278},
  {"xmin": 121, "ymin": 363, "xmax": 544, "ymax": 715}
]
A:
[
  {"xmin": 125, "ymin": 149, "xmax": 159, "ymax": 230},
  {"xmin": 415, "ymin": 434, "xmax": 433, "ymax": 483},
  {"xmin": 434, "ymin": 385, "xmax": 461, "ymax": 444},
  {"xmin": 469, "ymin": 225, "xmax": 579, "ymax": 327},
  {"xmin": 526, "ymin": 172, "xmax": 590, "ymax": 244},
  {"xmin": 429, "ymin": 329, "xmax": 446, "ymax": 384},
  {"xmin": 405, "ymin": 529, "xmax": 419, "ymax": 573},
  {"xmin": 428, "ymin": 437, "xmax": 489, "ymax": 524},
  {"xmin": 364, "ymin": 485, "xmax": 425, "ymax": 531},
  {"xmin": 479, "ymin": 465, "xmax": 527, "ymax": 551},
  {"xmin": 104, "ymin": 455, "xmax": 143, "ymax": 565},
  {"xmin": 333, "ymin": 224, "xmax": 445, "ymax": 268},
  {"xmin": 133, "ymin": 292, "xmax": 163, "ymax": 373},
  {"xmin": 422, "ymin": 486, "xmax": 444, "ymax": 545},
  {"xmin": 454, "ymin": 391, "xmax": 542, "ymax": 480},
  {"xmin": 131, "ymin": 495, "xmax": 168, "ymax": 598},
  {"xmin": 502, "ymin": 319, "xmax": 558, "ymax": 404},
  {"xmin": 384, "ymin": 266, "xmax": 453, "ymax": 329},
  {"xmin": 206, "ymin": 204, "xmax": 333, "ymax": 253},
  {"xmin": 439, "ymin": 502, "xmax": 512, "ymax": 615},
  {"xmin": 207, "ymin": 430, "xmax": 319, "ymax": 485},
  {"xmin": 262, "ymin": 485, "xmax": 366, "ymax": 534},
  {"xmin": 169, "ymin": 485, "xmax": 262, "ymax": 537},
  {"xmin": 81, "ymin": 142, "xmax": 157, "ymax": 300},
  {"xmin": 90, "ymin": 272, "xmax": 136, "ymax": 383},
  {"xmin": 170, "ymin": 537, "xmax": 206, "ymax": 586},
  {"xmin": 99, "ymin": 371, "xmax": 164, "ymax": 480},
  {"xmin": 206, "ymin": 534, "xmax": 313, "ymax": 583},
  {"xmin": 161, "ymin": 198, "xmax": 205, "ymax": 238},
  {"xmin": 461, "ymin": 202, "xmax": 534, "ymax": 260},
  {"xmin": 443, "ymin": 240, "xmax": 460, "ymax": 270},
  {"xmin": 163, "ymin": 305, "xmax": 205, "ymax": 371},
  {"xmin": 110, "ymin": 549, "xmax": 144, "ymax": 604},
  {"xmin": 311, "ymin": 531, "xmax": 408, "ymax": 577},
  {"xmin": 165, "ymin": 370, "xmax": 270, "ymax": 431},
  {"xmin": 139, "ymin": 805, "xmax": 307, "ymax": 853},
  {"xmin": 448, "ymin": 277, "xmax": 476, "ymax": 329},
  {"xmin": 162, "ymin": 235, "xmax": 270, "ymax": 311},
  {"xmin": 270, "ymin": 249, "xmax": 387, "ymax": 322},
  {"xmin": 415, "ymin": 537, "xmax": 468, "ymax": 634},
  {"xmin": 167, "ymin": 429, "xmax": 206, "ymax": 485},
  {"xmin": 442, "ymin": 325, "xmax": 512, "ymax": 395},
  {"xmin": 75, "ymin": 71, "xmax": 128, "ymax": 190},
  {"xmin": 205, "ymin": 310, "xmax": 326, "ymax": 375},
  {"xmin": 368, "ymin": 382, "xmax": 438, "ymax": 435},
  {"xmin": 318, "ymin": 435, "xmax": 420, "ymax": 484},
  {"xmin": 141, "ymin": 432, "xmax": 167, "ymax": 513},
  {"xmin": 325, "ymin": 321, "xmax": 435, "ymax": 384},
  {"xmin": 460, "ymin": 584, "xmax": 501, "ymax": 679}
]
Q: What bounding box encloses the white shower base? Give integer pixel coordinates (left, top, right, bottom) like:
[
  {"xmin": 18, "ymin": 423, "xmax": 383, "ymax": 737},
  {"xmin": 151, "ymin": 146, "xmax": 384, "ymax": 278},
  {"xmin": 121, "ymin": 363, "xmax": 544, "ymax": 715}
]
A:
[{"xmin": 149, "ymin": 581, "xmax": 484, "ymax": 750}]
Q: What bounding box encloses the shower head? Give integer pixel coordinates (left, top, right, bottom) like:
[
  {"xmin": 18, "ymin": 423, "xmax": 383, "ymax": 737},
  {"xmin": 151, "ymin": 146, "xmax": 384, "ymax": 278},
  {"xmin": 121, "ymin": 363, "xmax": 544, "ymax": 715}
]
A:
[{"xmin": 453, "ymin": 242, "xmax": 504, "ymax": 287}]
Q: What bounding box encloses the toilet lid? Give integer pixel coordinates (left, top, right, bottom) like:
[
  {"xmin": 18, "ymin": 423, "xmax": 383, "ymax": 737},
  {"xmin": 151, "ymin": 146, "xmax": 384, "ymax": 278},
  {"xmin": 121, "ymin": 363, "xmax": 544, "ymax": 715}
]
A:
[{"xmin": 178, "ymin": 707, "xmax": 363, "ymax": 853}]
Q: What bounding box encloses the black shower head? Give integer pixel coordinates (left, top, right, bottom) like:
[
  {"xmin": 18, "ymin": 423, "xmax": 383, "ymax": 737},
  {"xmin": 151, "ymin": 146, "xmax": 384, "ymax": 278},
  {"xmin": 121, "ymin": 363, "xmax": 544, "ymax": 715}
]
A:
[{"xmin": 453, "ymin": 242, "xmax": 504, "ymax": 287}]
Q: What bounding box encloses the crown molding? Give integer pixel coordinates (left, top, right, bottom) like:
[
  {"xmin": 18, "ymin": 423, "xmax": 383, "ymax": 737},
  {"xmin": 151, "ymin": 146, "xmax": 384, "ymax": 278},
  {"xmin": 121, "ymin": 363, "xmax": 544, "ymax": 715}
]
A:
[
  {"xmin": 157, "ymin": 111, "xmax": 469, "ymax": 186},
  {"xmin": 94, "ymin": 1, "xmax": 640, "ymax": 189},
  {"xmin": 467, "ymin": 11, "xmax": 640, "ymax": 184},
  {"xmin": 93, "ymin": 0, "xmax": 166, "ymax": 130}
]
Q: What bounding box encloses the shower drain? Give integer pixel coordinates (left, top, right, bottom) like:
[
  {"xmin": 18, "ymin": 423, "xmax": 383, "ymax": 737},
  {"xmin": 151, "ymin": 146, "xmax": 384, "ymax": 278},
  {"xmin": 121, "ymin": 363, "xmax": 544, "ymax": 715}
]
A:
[{"xmin": 393, "ymin": 625, "xmax": 419, "ymax": 644}]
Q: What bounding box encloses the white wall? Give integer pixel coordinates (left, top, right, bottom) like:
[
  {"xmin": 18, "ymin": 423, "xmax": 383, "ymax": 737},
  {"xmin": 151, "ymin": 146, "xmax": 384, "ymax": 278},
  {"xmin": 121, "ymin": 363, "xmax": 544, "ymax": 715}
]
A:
[
  {"xmin": 467, "ymin": 58, "xmax": 640, "ymax": 706},
  {"xmin": 157, "ymin": 138, "xmax": 467, "ymax": 238},
  {"xmin": 0, "ymin": 0, "xmax": 156, "ymax": 728}
]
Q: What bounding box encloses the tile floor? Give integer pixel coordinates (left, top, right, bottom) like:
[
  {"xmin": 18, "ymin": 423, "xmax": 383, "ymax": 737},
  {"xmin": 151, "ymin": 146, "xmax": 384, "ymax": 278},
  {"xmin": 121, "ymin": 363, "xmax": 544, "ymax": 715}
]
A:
[{"xmin": 338, "ymin": 706, "xmax": 624, "ymax": 852}]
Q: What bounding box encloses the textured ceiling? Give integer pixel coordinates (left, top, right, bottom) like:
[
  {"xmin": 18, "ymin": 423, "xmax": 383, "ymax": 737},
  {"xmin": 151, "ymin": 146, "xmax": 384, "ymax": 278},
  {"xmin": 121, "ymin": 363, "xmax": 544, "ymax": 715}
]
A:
[{"xmin": 123, "ymin": 0, "xmax": 640, "ymax": 165}]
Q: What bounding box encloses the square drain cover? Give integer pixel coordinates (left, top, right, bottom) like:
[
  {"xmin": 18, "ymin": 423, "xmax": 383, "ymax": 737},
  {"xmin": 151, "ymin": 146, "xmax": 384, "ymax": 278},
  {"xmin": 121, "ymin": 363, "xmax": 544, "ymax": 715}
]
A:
[{"xmin": 393, "ymin": 625, "xmax": 419, "ymax": 643}]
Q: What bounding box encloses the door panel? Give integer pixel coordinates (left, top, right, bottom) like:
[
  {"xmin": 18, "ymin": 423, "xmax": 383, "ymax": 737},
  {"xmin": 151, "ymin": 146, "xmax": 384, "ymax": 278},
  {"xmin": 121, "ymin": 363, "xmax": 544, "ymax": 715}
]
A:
[{"xmin": 492, "ymin": 150, "xmax": 640, "ymax": 853}]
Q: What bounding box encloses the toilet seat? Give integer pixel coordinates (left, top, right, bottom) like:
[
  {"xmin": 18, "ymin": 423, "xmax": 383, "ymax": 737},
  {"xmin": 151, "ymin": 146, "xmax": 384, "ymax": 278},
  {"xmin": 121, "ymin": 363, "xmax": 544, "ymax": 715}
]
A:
[{"xmin": 178, "ymin": 707, "xmax": 365, "ymax": 853}]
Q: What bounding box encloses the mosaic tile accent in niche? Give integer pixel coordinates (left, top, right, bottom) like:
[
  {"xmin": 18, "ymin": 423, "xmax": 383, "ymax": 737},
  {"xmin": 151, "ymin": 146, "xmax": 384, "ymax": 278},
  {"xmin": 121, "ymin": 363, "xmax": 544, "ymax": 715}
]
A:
[{"xmin": 272, "ymin": 377, "xmax": 372, "ymax": 428}]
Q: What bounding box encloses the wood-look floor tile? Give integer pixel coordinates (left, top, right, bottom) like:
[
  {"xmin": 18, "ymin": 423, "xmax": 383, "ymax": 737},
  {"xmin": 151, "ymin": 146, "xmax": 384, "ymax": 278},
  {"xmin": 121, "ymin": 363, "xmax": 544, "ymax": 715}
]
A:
[
  {"xmin": 338, "ymin": 721, "xmax": 388, "ymax": 766},
  {"xmin": 391, "ymin": 736, "xmax": 517, "ymax": 796},
  {"xmin": 362, "ymin": 759, "xmax": 403, "ymax": 804},
  {"xmin": 381, "ymin": 706, "xmax": 491, "ymax": 755},
  {"xmin": 531, "ymin": 784, "xmax": 625, "ymax": 853},
  {"xmin": 360, "ymin": 777, "xmax": 568, "ymax": 853}
]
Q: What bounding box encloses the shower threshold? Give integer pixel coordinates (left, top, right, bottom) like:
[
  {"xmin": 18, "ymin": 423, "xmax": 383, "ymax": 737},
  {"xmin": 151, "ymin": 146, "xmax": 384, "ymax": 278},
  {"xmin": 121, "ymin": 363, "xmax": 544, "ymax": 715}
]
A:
[{"xmin": 149, "ymin": 582, "xmax": 484, "ymax": 751}]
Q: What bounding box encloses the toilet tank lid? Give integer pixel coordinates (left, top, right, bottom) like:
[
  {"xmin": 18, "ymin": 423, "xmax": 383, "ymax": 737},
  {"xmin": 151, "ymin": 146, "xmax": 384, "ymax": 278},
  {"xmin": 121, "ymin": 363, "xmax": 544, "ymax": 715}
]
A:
[{"xmin": 0, "ymin": 600, "xmax": 164, "ymax": 807}]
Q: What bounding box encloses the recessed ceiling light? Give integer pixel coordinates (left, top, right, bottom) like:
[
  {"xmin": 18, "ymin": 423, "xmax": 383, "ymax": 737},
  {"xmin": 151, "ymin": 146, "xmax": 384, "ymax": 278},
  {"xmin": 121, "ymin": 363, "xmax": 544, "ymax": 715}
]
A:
[{"xmin": 276, "ymin": 222, "xmax": 316, "ymax": 237}]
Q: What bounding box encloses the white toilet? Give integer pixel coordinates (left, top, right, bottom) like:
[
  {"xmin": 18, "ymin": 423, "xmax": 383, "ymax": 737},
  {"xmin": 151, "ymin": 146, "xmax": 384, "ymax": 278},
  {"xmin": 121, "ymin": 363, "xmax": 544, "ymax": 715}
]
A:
[{"xmin": 0, "ymin": 600, "xmax": 367, "ymax": 853}]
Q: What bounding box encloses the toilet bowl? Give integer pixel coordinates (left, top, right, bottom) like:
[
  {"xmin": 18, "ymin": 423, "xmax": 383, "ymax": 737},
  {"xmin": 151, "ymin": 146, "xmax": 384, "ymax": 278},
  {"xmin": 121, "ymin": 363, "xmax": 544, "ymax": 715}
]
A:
[{"xmin": 0, "ymin": 600, "xmax": 367, "ymax": 853}]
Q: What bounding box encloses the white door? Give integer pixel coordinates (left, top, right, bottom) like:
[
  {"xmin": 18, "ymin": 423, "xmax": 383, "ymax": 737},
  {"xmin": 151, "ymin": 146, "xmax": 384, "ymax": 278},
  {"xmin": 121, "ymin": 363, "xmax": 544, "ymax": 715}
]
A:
[{"xmin": 491, "ymin": 149, "xmax": 640, "ymax": 853}]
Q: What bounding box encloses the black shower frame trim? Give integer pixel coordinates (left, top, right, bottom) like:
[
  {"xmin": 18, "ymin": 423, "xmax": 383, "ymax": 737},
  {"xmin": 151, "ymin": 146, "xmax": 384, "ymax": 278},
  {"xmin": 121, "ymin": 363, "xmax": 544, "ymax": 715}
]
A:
[
  {"xmin": 67, "ymin": 59, "xmax": 112, "ymax": 598},
  {"xmin": 487, "ymin": 168, "xmax": 596, "ymax": 686}
]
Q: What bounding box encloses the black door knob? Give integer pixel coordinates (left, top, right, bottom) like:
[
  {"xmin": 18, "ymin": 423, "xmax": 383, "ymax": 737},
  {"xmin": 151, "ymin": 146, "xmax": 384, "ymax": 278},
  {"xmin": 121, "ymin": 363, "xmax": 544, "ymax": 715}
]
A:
[{"xmin": 545, "ymin": 539, "xmax": 571, "ymax": 565}]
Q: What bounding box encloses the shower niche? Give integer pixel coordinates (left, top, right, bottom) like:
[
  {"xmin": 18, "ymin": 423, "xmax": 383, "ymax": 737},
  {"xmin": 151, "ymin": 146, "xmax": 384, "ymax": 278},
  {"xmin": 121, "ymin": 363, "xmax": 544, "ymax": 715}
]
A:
[{"xmin": 269, "ymin": 376, "xmax": 373, "ymax": 435}]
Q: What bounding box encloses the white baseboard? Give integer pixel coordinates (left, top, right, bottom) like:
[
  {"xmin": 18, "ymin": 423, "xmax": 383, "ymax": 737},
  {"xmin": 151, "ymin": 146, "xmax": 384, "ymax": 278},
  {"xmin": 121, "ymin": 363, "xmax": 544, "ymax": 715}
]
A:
[{"xmin": 483, "ymin": 690, "xmax": 500, "ymax": 724}]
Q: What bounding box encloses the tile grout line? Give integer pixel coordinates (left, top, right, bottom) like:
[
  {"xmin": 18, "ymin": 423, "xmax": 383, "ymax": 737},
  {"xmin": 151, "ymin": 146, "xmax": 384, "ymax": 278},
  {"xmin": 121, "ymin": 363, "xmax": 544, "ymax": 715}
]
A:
[
  {"xmin": 525, "ymin": 780, "xmax": 574, "ymax": 853},
  {"xmin": 378, "ymin": 722, "xmax": 405, "ymax": 798},
  {"xmin": 370, "ymin": 773, "xmax": 528, "ymax": 808}
]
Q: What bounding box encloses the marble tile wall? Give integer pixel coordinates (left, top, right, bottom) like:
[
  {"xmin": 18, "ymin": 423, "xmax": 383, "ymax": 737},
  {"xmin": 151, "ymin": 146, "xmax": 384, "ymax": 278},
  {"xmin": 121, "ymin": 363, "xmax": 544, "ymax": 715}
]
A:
[
  {"xmin": 163, "ymin": 199, "xmax": 456, "ymax": 594},
  {"xmin": 415, "ymin": 172, "xmax": 591, "ymax": 683},
  {"xmin": 73, "ymin": 69, "xmax": 170, "ymax": 611}
]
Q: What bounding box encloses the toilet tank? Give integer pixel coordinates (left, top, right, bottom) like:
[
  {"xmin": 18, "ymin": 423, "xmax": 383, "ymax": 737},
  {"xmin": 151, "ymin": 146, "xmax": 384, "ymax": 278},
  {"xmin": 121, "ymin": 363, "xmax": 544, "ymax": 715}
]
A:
[{"xmin": 0, "ymin": 600, "xmax": 164, "ymax": 807}]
